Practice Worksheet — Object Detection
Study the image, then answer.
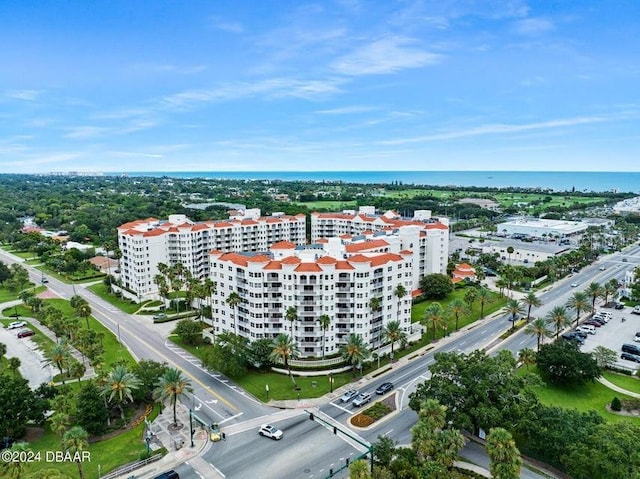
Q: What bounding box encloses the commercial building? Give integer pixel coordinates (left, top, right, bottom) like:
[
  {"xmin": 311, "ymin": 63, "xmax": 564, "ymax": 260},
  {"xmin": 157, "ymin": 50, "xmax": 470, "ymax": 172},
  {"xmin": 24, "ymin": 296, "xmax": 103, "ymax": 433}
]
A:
[
  {"xmin": 497, "ymin": 218, "xmax": 589, "ymax": 239},
  {"xmin": 311, "ymin": 207, "xmax": 449, "ymax": 289},
  {"xmin": 209, "ymin": 238, "xmax": 412, "ymax": 357},
  {"xmin": 117, "ymin": 210, "xmax": 306, "ymax": 300}
]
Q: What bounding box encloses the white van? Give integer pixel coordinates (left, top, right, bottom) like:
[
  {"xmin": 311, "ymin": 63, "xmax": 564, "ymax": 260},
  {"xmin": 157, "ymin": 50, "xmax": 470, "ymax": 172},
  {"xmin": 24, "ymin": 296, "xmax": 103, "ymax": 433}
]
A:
[{"xmin": 577, "ymin": 325, "xmax": 596, "ymax": 335}]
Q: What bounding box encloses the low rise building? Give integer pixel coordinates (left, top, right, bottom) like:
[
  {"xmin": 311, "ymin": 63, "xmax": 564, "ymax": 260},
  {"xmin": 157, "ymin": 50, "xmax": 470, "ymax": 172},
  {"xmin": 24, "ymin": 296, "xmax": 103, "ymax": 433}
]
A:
[{"xmin": 497, "ymin": 218, "xmax": 588, "ymax": 239}]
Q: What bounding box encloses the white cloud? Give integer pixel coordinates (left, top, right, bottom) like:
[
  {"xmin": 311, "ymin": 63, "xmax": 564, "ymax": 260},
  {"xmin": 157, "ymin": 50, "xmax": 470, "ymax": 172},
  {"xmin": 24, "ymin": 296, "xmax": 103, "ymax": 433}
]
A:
[
  {"xmin": 2, "ymin": 90, "xmax": 42, "ymax": 101},
  {"xmin": 331, "ymin": 36, "xmax": 441, "ymax": 76},
  {"xmin": 128, "ymin": 63, "xmax": 208, "ymax": 75},
  {"xmin": 209, "ymin": 16, "xmax": 244, "ymax": 33},
  {"xmin": 316, "ymin": 106, "xmax": 377, "ymax": 115},
  {"xmin": 380, "ymin": 116, "xmax": 612, "ymax": 145},
  {"xmin": 64, "ymin": 126, "xmax": 110, "ymax": 139},
  {"xmin": 513, "ymin": 18, "xmax": 555, "ymax": 36}
]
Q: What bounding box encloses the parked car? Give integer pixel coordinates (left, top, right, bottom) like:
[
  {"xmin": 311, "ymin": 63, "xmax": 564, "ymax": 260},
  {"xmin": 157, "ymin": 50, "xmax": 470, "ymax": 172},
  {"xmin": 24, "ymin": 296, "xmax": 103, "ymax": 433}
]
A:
[
  {"xmin": 153, "ymin": 313, "xmax": 168, "ymax": 320},
  {"xmin": 572, "ymin": 330, "xmax": 588, "ymax": 339},
  {"xmin": 7, "ymin": 321, "xmax": 27, "ymax": 330},
  {"xmin": 340, "ymin": 389, "xmax": 359, "ymax": 403},
  {"xmin": 576, "ymin": 325, "xmax": 596, "ymax": 335},
  {"xmin": 633, "ymin": 332, "xmax": 640, "ymax": 343},
  {"xmin": 621, "ymin": 352, "xmax": 640, "ymax": 363},
  {"xmin": 352, "ymin": 393, "xmax": 371, "ymax": 407},
  {"xmin": 375, "ymin": 382, "xmax": 394, "ymax": 395},
  {"xmin": 632, "ymin": 306, "xmax": 640, "ymax": 315},
  {"xmin": 17, "ymin": 329, "xmax": 35, "ymax": 338},
  {"xmin": 614, "ymin": 302, "xmax": 625, "ymax": 310},
  {"xmin": 258, "ymin": 424, "xmax": 283, "ymax": 440},
  {"xmin": 583, "ymin": 320, "xmax": 603, "ymax": 327},
  {"xmin": 561, "ymin": 333, "xmax": 585, "ymax": 345}
]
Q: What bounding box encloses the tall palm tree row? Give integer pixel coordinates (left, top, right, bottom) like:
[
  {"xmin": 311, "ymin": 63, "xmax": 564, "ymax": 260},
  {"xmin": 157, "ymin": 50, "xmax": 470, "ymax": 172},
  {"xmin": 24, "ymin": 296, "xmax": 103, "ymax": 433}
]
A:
[
  {"xmin": 524, "ymin": 318, "xmax": 552, "ymax": 351},
  {"xmin": 423, "ymin": 303, "xmax": 447, "ymax": 340},
  {"xmin": 586, "ymin": 282, "xmax": 603, "ymax": 312},
  {"xmin": 476, "ymin": 287, "xmax": 492, "ymax": 319},
  {"xmin": 285, "ymin": 306, "xmax": 298, "ymax": 344},
  {"xmin": 62, "ymin": 426, "xmax": 90, "ymax": 479},
  {"xmin": 447, "ymin": 298, "xmax": 467, "ymax": 332}
]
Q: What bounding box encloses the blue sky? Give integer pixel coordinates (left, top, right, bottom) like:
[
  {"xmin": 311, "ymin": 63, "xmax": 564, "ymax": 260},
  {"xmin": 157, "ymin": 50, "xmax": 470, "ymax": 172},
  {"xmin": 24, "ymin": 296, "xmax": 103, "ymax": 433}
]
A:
[{"xmin": 1, "ymin": 0, "xmax": 640, "ymax": 173}]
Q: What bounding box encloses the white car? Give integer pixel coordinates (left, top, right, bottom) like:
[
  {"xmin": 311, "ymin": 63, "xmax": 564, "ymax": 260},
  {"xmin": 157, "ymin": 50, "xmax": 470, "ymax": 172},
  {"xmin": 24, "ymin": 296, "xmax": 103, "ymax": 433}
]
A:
[
  {"xmin": 570, "ymin": 282, "xmax": 579, "ymax": 288},
  {"xmin": 599, "ymin": 265, "xmax": 606, "ymax": 271},
  {"xmin": 632, "ymin": 306, "xmax": 640, "ymax": 315},
  {"xmin": 634, "ymin": 332, "xmax": 640, "ymax": 343},
  {"xmin": 7, "ymin": 321, "xmax": 27, "ymax": 330},
  {"xmin": 258, "ymin": 424, "xmax": 283, "ymax": 440},
  {"xmin": 352, "ymin": 393, "xmax": 371, "ymax": 407},
  {"xmin": 340, "ymin": 389, "xmax": 359, "ymax": 403}
]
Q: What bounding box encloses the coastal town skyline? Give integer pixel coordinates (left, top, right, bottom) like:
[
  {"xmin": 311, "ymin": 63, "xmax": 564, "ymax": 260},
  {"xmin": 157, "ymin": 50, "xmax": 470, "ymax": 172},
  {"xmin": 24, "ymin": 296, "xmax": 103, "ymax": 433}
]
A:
[{"xmin": 2, "ymin": 1, "xmax": 640, "ymax": 173}]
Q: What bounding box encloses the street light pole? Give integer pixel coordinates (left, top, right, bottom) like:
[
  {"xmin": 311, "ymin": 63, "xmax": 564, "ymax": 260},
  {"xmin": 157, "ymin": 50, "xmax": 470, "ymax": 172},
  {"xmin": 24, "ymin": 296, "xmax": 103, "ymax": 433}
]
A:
[
  {"xmin": 329, "ymin": 373, "xmax": 333, "ymax": 393},
  {"xmin": 189, "ymin": 409, "xmax": 194, "ymax": 448}
]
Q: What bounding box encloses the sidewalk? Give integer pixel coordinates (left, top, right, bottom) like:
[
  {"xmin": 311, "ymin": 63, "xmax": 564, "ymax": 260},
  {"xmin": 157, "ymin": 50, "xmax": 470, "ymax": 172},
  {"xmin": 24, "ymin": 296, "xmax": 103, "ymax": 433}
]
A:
[{"xmin": 113, "ymin": 401, "xmax": 212, "ymax": 479}]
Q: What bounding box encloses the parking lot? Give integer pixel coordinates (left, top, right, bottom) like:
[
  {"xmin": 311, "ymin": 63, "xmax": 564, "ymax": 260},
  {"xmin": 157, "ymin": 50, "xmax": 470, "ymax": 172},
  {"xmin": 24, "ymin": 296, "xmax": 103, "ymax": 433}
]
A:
[
  {"xmin": 578, "ymin": 305, "xmax": 640, "ymax": 371},
  {"xmin": 0, "ymin": 321, "xmax": 53, "ymax": 387}
]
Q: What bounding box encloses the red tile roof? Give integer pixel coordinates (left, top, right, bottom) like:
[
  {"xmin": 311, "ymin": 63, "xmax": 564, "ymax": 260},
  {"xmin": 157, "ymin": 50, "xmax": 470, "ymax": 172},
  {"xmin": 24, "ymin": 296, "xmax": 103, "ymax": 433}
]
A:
[
  {"xmin": 270, "ymin": 241, "xmax": 296, "ymax": 250},
  {"xmin": 281, "ymin": 256, "xmax": 302, "ymax": 264},
  {"xmin": 295, "ymin": 263, "xmax": 323, "ymax": 272},
  {"xmin": 344, "ymin": 239, "xmax": 389, "ymax": 253},
  {"xmin": 316, "ymin": 256, "xmax": 337, "ymax": 264}
]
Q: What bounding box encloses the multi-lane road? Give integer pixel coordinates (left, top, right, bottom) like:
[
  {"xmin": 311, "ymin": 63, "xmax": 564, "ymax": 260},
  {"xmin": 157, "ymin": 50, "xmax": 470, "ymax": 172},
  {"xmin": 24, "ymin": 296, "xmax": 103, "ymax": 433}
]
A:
[{"xmin": 2, "ymin": 243, "xmax": 638, "ymax": 479}]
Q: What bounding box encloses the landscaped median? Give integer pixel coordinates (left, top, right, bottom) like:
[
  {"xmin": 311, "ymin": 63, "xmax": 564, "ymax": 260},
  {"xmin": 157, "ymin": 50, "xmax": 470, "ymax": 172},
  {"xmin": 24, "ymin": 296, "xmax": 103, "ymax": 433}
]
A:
[{"xmin": 350, "ymin": 393, "xmax": 397, "ymax": 428}]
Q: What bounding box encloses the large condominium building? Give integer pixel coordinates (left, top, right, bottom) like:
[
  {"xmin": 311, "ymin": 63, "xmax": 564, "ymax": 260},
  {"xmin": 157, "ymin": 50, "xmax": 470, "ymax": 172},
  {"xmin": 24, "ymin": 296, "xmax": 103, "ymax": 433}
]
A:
[
  {"xmin": 209, "ymin": 238, "xmax": 413, "ymax": 357},
  {"xmin": 117, "ymin": 210, "xmax": 306, "ymax": 300},
  {"xmin": 311, "ymin": 207, "xmax": 449, "ymax": 290}
]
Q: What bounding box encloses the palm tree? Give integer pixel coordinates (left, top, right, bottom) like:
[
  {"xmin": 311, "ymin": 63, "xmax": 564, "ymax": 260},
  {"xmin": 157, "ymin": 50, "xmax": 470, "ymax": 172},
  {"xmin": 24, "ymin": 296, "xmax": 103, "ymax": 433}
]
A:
[
  {"xmin": 566, "ymin": 291, "xmax": 591, "ymax": 327},
  {"xmin": 394, "ymin": 284, "xmax": 407, "ymax": 314},
  {"xmin": 341, "ymin": 333, "xmax": 370, "ymax": 377},
  {"xmin": 318, "ymin": 314, "xmax": 331, "ymax": 360},
  {"xmin": 423, "ymin": 303, "xmax": 446, "ymax": 340},
  {"xmin": 70, "ymin": 361, "xmax": 86, "ymax": 384},
  {"xmin": 285, "ymin": 306, "xmax": 298, "ymax": 344},
  {"xmin": 505, "ymin": 298, "xmax": 524, "ymax": 331},
  {"xmin": 447, "ymin": 298, "xmax": 467, "ymax": 332},
  {"xmin": 50, "ymin": 411, "xmax": 71, "ymax": 437},
  {"xmin": 269, "ymin": 334, "xmax": 299, "ymax": 386},
  {"xmin": 518, "ymin": 348, "xmax": 536, "ymax": 370},
  {"xmin": 225, "ymin": 291, "xmax": 242, "ymax": 335},
  {"xmin": 586, "ymin": 282, "xmax": 603, "ymax": 311},
  {"xmin": 383, "ymin": 320, "xmax": 406, "ymax": 360},
  {"xmin": 1, "ymin": 442, "xmax": 32, "ymax": 479},
  {"xmin": 8, "ymin": 357, "xmax": 21, "ymax": 377},
  {"xmin": 495, "ymin": 278, "xmax": 508, "ymax": 297},
  {"xmin": 62, "ymin": 426, "xmax": 90, "ymax": 479},
  {"xmin": 546, "ymin": 306, "xmax": 570, "ymax": 338},
  {"xmin": 603, "ymin": 280, "xmax": 619, "ymax": 305},
  {"xmin": 506, "ymin": 246, "xmax": 514, "ymax": 264},
  {"xmin": 486, "ymin": 427, "xmax": 521, "ymax": 479},
  {"xmin": 477, "ymin": 287, "xmax": 492, "ymax": 319},
  {"xmin": 525, "ymin": 318, "xmax": 552, "ymax": 351},
  {"xmin": 464, "ymin": 288, "xmax": 478, "ymax": 310},
  {"xmin": 202, "ymin": 278, "xmax": 216, "ymax": 322},
  {"xmin": 100, "ymin": 365, "xmax": 141, "ymax": 423},
  {"xmin": 153, "ymin": 368, "xmax": 193, "ymax": 427},
  {"xmin": 76, "ymin": 302, "xmax": 92, "ymax": 329},
  {"xmin": 521, "ymin": 292, "xmax": 542, "ymax": 322},
  {"xmin": 43, "ymin": 340, "xmax": 72, "ymax": 384}
]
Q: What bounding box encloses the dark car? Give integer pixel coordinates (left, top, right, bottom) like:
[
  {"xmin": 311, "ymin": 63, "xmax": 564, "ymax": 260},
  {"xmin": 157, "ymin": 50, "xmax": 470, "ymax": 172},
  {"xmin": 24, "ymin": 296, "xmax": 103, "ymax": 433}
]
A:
[
  {"xmin": 572, "ymin": 330, "xmax": 588, "ymax": 339},
  {"xmin": 561, "ymin": 333, "xmax": 584, "ymax": 345},
  {"xmin": 375, "ymin": 382, "xmax": 394, "ymax": 395},
  {"xmin": 17, "ymin": 329, "xmax": 35, "ymax": 338},
  {"xmin": 621, "ymin": 352, "xmax": 640, "ymax": 363},
  {"xmin": 614, "ymin": 302, "xmax": 625, "ymax": 310},
  {"xmin": 583, "ymin": 320, "xmax": 603, "ymax": 327}
]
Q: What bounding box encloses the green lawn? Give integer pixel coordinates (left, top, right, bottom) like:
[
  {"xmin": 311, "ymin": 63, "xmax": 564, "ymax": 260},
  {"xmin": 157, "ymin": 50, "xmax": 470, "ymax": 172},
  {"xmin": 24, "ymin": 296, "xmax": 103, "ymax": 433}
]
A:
[
  {"xmin": 601, "ymin": 370, "xmax": 640, "ymax": 394},
  {"xmin": 293, "ymin": 200, "xmax": 358, "ymax": 211},
  {"xmin": 530, "ymin": 368, "xmax": 640, "ymax": 423},
  {"xmin": 411, "ymin": 287, "xmax": 506, "ymax": 332},
  {"xmin": 88, "ymin": 282, "xmax": 146, "ymax": 314}
]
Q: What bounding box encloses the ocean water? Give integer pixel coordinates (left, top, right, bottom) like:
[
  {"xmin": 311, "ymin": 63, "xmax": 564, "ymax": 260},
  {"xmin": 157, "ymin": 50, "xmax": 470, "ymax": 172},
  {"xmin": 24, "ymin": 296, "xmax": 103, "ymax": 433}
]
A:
[{"xmin": 124, "ymin": 171, "xmax": 640, "ymax": 194}]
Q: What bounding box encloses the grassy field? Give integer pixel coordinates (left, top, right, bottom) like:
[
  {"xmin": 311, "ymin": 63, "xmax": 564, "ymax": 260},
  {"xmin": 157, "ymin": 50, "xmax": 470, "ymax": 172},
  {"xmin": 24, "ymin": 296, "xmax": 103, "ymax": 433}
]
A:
[
  {"xmin": 292, "ymin": 200, "xmax": 358, "ymax": 211},
  {"xmin": 530, "ymin": 368, "xmax": 640, "ymax": 423},
  {"xmin": 88, "ymin": 282, "xmax": 147, "ymax": 314},
  {"xmin": 411, "ymin": 287, "xmax": 506, "ymax": 331},
  {"xmin": 601, "ymin": 370, "xmax": 640, "ymax": 394}
]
